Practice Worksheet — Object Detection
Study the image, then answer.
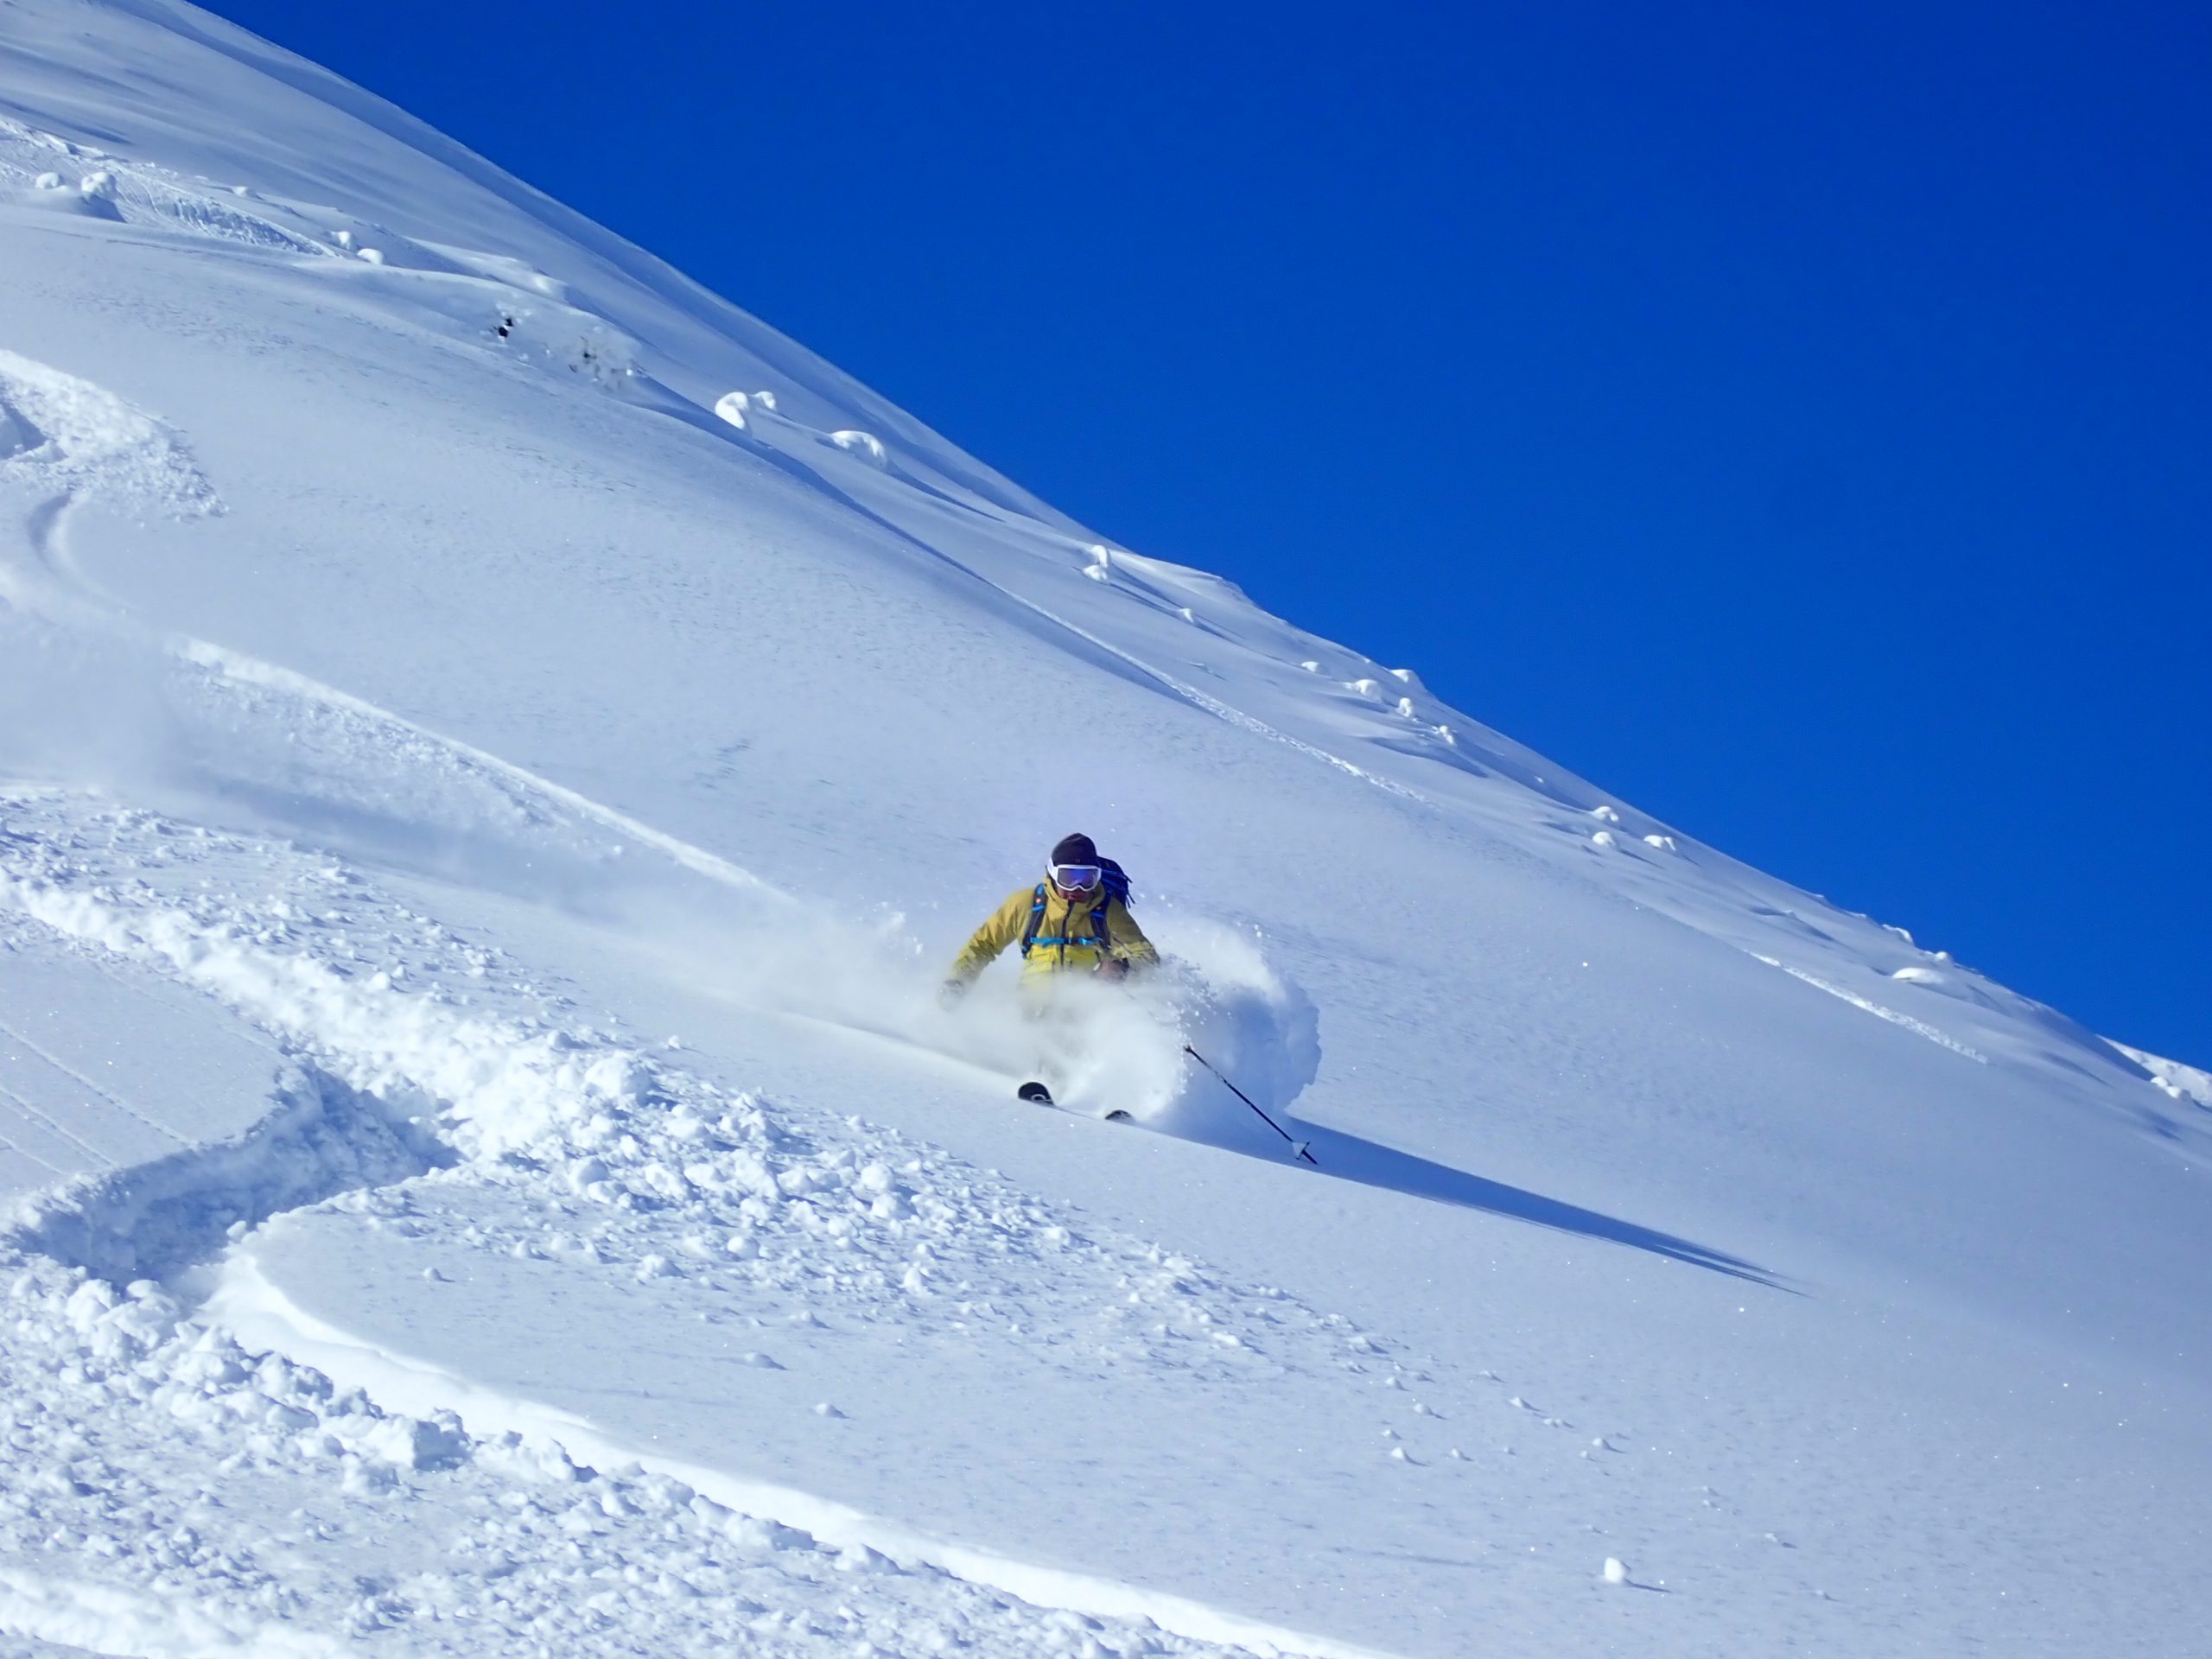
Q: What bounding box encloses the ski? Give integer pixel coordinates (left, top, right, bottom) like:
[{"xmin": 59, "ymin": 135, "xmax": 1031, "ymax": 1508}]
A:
[{"xmin": 1015, "ymin": 1081, "xmax": 1131, "ymax": 1123}]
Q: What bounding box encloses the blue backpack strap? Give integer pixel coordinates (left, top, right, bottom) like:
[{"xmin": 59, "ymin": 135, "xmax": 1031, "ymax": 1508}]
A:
[
  {"xmin": 1017, "ymin": 883, "xmax": 1047, "ymax": 957},
  {"xmin": 1021, "ymin": 883, "xmax": 1115, "ymax": 957}
]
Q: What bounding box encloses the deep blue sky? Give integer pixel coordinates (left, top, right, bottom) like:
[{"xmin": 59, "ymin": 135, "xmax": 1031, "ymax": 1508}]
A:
[{"xmin": 209, "ymin": 2, "xmax": 2209, "ymax": 1062}]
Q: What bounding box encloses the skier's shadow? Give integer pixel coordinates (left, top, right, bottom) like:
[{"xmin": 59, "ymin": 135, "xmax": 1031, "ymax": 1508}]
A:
[{"xmin": 1168, "ymin": 1109, "xmax": 1789, "ymax": 1290}]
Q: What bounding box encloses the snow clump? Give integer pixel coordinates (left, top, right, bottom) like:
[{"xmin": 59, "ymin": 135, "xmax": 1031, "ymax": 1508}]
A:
[{"xmin": 830, "ymin": 429, "xmax": 888, "ymax": 465}]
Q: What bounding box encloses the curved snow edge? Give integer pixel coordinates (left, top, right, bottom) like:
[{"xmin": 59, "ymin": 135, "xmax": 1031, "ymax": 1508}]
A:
[{"xmin": 207, "ymin": 1250, "xmax": 1408, "ymax": 1659}]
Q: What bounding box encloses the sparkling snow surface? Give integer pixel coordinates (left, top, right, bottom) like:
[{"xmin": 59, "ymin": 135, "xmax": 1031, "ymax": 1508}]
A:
[{"xmin": 0, "ymin": 4, "xmax": 2207, "ymax": 1656}]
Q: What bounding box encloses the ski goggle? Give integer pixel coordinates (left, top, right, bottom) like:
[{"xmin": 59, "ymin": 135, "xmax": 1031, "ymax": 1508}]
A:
[{"xmin": 1049, "ymin": 862, "xmax": 1103, "ymax": 892}]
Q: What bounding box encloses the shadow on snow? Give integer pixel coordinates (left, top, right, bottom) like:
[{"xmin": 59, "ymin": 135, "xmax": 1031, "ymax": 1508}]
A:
[{"xmin": 1160, "ymin": 1100, "xmax": 1791, "ymax": 1292}]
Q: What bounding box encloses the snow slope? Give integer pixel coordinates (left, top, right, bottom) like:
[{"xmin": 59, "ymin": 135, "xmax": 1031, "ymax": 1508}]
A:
[{"xmin": 0, "ymin": 3, "xmax": 2206, "ymax": 1654}]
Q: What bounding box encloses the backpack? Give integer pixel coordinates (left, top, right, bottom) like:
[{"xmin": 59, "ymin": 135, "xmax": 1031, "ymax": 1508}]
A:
[{"xmin": 1018, "ymin": 855, "xmax": 1131, "ymax": 959}]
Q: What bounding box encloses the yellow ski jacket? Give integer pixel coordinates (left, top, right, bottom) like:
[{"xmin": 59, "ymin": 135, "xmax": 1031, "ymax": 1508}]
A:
[{"xmin": 948, "ymin": 884, "xmax": 1159, "ymax": 984}]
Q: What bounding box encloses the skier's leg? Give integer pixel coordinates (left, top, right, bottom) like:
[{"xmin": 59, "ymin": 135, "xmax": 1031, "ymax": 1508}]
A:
[
  {"xmin": 1018, "ymin": 977, "xmax": 1087, "ymax": 1096},
  {"xmin": 1015, "ymin": 978, "xmax": 1065, "ymax": 1100}
]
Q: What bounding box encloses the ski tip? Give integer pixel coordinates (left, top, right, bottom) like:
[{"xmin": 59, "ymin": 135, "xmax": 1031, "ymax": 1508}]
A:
[
  {"xmin": 1016, "ymin": 1081, "xmax": 1054, "ymax": 1105},
  {"xmin": 1104, "ymin": 1109, "xmax": 1134, "ymax": 1123}
]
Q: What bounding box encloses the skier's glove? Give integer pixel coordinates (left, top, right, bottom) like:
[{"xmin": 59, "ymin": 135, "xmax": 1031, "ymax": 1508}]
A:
[{"xmin": 937, "ymin": 978, "xmax": 969, "ymax": 1009}]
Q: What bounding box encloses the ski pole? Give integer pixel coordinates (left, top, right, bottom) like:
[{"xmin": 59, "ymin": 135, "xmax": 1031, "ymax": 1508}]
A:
[{"xmin": 1182, "ymin": 1044, "xmax": 1318, "ymax": 1166}]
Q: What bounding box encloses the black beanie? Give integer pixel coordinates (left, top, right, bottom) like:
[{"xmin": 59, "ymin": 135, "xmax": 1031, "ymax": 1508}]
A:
[{"xmin": 1051, "ymin": 833, "xmax": 1097, "ymax": 867}]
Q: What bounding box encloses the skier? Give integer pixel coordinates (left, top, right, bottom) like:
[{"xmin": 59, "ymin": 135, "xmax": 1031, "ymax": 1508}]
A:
[
  {"xmin": 941, "ymin": 833, "xmax": 1157, "ymax": 1003},
  {"xmin": 940, "ymin": 835, "xmax": 1159, "ymax": 1114}
]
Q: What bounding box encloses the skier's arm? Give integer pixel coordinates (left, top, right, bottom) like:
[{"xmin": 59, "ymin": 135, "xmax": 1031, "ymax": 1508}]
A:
[
  {"xmin": 945, "ymin": 889, "xmax": 1033, "ymax": 985},
  {"xmin": 1103, "ymin": 897, "xmax": 1160, "ymax": 969}
]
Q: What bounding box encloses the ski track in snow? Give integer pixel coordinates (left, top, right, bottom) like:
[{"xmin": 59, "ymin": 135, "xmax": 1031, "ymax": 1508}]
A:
[
  {"xmin": 0, "ymin": 792, "xmax": 1455, "ymax": 1659},
  {"xmin": 1749, "ymin": 956, "xmax": 1992, "ymax": 1065},
  {"xmin": 0, "ymin": 1076, "xmax": 112, "ymax": 1173},
  {"xmin": 0, "ymin": 346, "xmax": 779, "ymax": 911},
  {"xmin": 175, "ymin": 639, "xmax": 785, "ymax": 903},
  {"xmin": 0, "ymin": 346, "xmax": 223, "ymax": 521},
  {"xmin": 0, "ymin": 1012, "xmax": 194, "ymax": 1150}
]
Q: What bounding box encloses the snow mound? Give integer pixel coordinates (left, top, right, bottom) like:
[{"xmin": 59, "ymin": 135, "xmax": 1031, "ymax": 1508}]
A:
[
  {"xmin": 2110, "ymin": 1041, "xmax": 2212, "ymax": 1109},
  {"xmin": 830, "ymin": 429, "xmax": 889, "ymax": 465},
  {"xmin": 12, "ymin": 168, "xmax": 120, "ymax": 219}
]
